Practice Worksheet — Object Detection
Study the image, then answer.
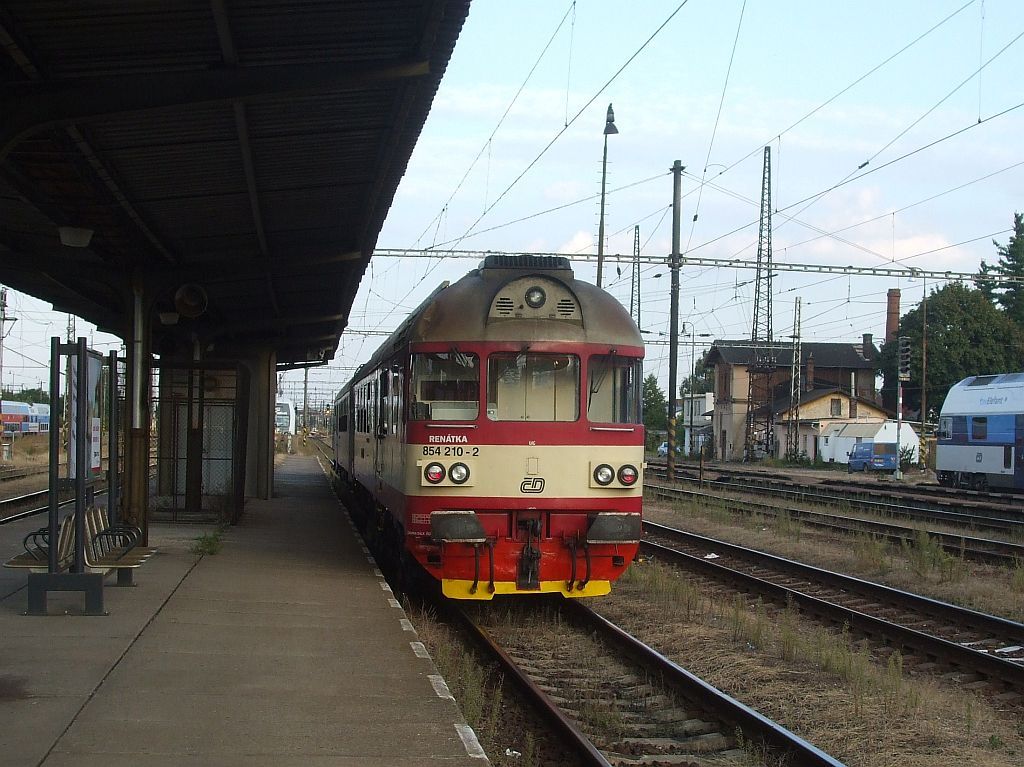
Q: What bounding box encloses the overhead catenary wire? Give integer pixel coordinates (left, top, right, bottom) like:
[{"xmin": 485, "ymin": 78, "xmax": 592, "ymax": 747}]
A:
[
  {"xmin": 448, "ymin": 0, "xmax": 693, "ymax": 248},
  {"xmin": 412, "ymin": 0, "xmax": 578, "ymax": 248},
  {"xmin": 681, "ymin": 0, "xmax": 978, "ymax": 200},
  {"xmin": 684, "ymin": 0, "xmax": 748, "ymax": 256},
  {"xmin": 325, "ymin": 2, "xmax": 1017, "ymax": 399}
]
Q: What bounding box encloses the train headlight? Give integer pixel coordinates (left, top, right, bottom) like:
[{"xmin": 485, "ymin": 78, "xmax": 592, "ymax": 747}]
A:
[
  {"xmin": 617, "ymin": 464, "xmax": 639, "ymax": 486},
  {"xmin": 525, "ymin": 286, "xmax": 546, "ymax": 309},
  {"xmin": 449, "ymin": 462, "xmax": 470, "ymax": 484},
  {"xmin": 424, "ymin": 462, "xmax": 446, "ymax": 484},
  {"xmin": 593, "ymin": 463, "xmax": 615, "ymax": 486}
]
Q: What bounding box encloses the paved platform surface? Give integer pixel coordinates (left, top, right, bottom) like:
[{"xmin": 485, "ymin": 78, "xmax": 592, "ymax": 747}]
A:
[{"xmin": 1, "ymin": 455, "xmax": 487, "ymax": 766}]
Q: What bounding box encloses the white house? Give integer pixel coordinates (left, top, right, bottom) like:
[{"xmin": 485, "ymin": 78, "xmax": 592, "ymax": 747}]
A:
[
  {"xmin": 672, "ymin": 392, "xmax": 714, "ymax": 456},
  {"xmin": 820, "ymin": 420, "xmax": 920, "ymax": 465}
]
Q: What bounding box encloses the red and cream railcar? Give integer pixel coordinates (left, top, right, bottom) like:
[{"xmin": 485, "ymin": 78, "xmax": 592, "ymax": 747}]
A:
[{"xmin": 332, "ymin": 254, "xmax": 644, "ymax": 599}]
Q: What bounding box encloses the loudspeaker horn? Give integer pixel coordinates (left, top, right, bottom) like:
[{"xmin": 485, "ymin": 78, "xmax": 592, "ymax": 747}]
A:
[{"xmin": 174, "ymin": 283, "xmax": 208, "ymax": 318}]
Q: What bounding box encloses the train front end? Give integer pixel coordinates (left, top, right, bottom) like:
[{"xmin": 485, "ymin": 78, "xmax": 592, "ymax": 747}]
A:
[{"xmin": 403, "ymin": 255, "xmax": 645, "ymax": 599}]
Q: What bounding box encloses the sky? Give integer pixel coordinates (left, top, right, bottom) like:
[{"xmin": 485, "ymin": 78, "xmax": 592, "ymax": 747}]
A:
[{"xmin": 3, "ymin": 0, "xmax": 1023, "ymax": 406}]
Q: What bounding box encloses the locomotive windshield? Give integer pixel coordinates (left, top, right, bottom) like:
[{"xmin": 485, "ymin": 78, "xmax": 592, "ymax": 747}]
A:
[
  {"xmin": 587, "ymin": 355, "xmax": 642, "ymax": 424},
  {"xmin": 410, "ymin": 352, "xmax": 479, "ymax": 421},
  {"xmin": 487, "ymin": 353, "xmax": 579, "ymax": 421}
]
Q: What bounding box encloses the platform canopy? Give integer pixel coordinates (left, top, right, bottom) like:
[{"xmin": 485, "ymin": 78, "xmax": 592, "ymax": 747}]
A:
[{"xmin": 0, "ymin": 0, "xmax": 470, "ymax": 367}]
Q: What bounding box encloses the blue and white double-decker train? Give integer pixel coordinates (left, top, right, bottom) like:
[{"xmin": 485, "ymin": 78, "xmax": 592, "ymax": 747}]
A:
[{"xmin": 936, "ymin": 373, "xmax": 1024, "ymax": 491}]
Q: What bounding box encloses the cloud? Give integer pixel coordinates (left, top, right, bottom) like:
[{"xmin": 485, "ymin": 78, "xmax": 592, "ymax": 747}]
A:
[{"xmin": 558, "ymin": 231, "xmax": 594, "ymax": 255}]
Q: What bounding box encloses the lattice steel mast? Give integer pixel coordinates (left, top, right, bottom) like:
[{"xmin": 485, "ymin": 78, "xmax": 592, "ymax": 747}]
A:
[
  {"xmin": 743, "ymin": 147, "xmax": 775, "ymax": 460},
  {"xmin": 630, "ymin": 225, "xmax": 641, "ymax": 329},
  {"xmin": 786, "ymin": 297, "xmax": 802, "ymax": 460}
]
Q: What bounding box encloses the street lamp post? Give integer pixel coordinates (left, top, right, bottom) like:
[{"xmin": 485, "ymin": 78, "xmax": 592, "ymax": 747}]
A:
[
  {"xmin": 685, "ymin": 328, "xmax": 713, "ymax": 457},
  {"xmin": 596, "ymin": 103, "xmax": 618, "ymax": 288},
  {"xmin": 689, "ymin": 326, "xmax": 695, "ymax": 456}
]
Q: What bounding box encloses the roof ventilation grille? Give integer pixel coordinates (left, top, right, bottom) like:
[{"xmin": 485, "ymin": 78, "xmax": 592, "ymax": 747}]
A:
[{"xmin": 482, "ymin": 254, "xmax": 572, "ymax": 272}]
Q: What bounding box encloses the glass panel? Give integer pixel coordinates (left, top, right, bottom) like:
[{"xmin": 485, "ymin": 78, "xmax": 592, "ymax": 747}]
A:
[
  {"xmin": 938, "ymin": 417, "xmax": 952, "ymax": 440},
  {"xmin": 487, "ymin": 353, "xmax": 579, "ymax": 421},
  {"xmin": 971, "ymin": 417, "xmax": 987, "ymax": 440},
  {"xmin": 587, "ymin": 355, "xmax": 642, "ymax": 424},
  {"xmin": 968, "ymin": 375, "xmax": 999, "ymax": 386},
  {"xmin": 410, "ymin": 352, "xmax": 479, "ymax": 421}
]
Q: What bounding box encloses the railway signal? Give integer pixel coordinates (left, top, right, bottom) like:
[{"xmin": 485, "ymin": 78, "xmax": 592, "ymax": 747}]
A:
[{"xmin": 898, "ymin": 336, "xmax": 911, "ymax": 382}]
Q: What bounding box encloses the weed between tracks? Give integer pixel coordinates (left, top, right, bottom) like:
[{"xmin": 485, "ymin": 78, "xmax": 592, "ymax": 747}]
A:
[
  {"xmin": 407, "ymin": 603, "xmax": 562, "ymax": 767},
  {"xmin": 901, "ymin": 530, "xmax": 969, "ymax": 583},
  {"xmin": 648, "ymin": 493, "xmax": 1024, "ymax": 622}
]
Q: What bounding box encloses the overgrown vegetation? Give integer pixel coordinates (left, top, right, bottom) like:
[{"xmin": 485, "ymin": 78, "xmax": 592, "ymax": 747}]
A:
[
  {"xmin": 190, "ymin": 530, "xmax": 224, "ymax": 555},
  {"xmin": 409, "ymin": 605, "xmax": 542, "ymax": 767},
  {"xmin": 900, "ymin": 530, "xmax": 967, "ymax": 583}
]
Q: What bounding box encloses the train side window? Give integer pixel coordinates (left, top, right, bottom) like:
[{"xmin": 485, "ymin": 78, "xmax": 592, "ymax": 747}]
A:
[
  {"xmin": 971, "ymin": 417, "xmax": 987, "ymax": 440},
  {"xmin": 410, "ymin": 352, "xmax": 479, "ymax": 421},
  {"xmin": 1005, "ymin": 445, "xmax": 1013, "ymax": 469},
  {"xmin": 937, "ymin": 417, "xmax": 952, "ymax": 440},
  {"xmin": 587, "ymin": 355, "xmax": 642, "ymax": 424},
  {"xmin": 337, "ymin": 397, "xmax": 349, "ymax": 433}
]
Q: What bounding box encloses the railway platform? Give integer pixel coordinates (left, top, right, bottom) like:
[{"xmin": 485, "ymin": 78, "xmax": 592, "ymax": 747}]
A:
[{"xmin": 0, "ymin": 455, "xmax": 488, "ymax": 766}]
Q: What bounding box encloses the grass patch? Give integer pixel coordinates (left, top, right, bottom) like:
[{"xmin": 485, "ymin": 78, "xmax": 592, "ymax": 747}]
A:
[
  {"xmin": 190, "ymin": 530, "xmax": 224, "ymax": 555},
  {"xmin": 901, "ymin": 530, "xmax": 967, "ymax": 583},
  {"xmin": 852, "ymin": 533, "xmax": 890, "ymax": 575},
  {"xmin": 1011, "ymin": 560, "xmax": 1024, "ymax": 592}
]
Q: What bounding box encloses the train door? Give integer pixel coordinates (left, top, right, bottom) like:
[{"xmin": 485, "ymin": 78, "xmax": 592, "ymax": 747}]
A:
[
  {"xmin": 1017, "ymin": 414, "xmax": 1024, "ymax": 490},
  {"xmin": 374, "ymin": 368, "xmax": 389, "ymax": 478}
]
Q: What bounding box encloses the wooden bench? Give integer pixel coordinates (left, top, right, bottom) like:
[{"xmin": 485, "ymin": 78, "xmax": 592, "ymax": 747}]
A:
[
  {"xmin": 83, "ymin": 507, "xmax": 156, "ymax": 585},
  {"xmin": 3, "ymin": 514, "xmax": 75, "ymax": 573}
]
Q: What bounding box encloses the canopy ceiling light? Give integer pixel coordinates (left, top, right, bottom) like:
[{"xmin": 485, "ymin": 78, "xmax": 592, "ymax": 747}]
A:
[{"xmin": 57, "ymin": 226, "xmax": 94, "ymax": 248}]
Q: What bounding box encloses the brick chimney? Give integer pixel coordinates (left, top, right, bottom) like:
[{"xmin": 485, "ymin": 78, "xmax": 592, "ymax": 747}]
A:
[
  {"xmin": 862, "ymin": 333, "xmax": 873, "ymax": 361},
  {"xmin": 886, "ymin": 289, "xmax": 900, "ymax": 343},
  {"xmin": 805, "ymin": 353, "xmax": 815, "ymax": 392}
]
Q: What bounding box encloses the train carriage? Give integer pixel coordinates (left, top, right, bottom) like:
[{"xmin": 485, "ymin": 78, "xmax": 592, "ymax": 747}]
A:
[
  {"xmin": 333, "ymin": 254, "xmax": 645, "ymax": 599},
  {"xmin": 936, "ymin": 373, "xmax": 1024, "ymax": 491}
]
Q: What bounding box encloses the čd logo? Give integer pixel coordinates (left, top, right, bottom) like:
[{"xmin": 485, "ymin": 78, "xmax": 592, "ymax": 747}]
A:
[{"xmin": 520, "ymin": 477, "xmax": 545, "ymax": 493}]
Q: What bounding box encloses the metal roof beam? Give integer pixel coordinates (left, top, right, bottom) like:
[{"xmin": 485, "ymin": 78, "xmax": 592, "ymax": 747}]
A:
[
  {"xmin": 0, "ymin": 58, "xmax": 430, "ymax": 159},
  {"xmin": 210, "ymin": 0, "xmax": 280, "ymax": 317}
]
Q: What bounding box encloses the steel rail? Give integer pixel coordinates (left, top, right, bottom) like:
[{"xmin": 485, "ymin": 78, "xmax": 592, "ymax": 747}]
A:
[
  {"xmin": 651, "ymin": 462, "xmax": 1024, "ymax": 530},
  {"xmin": 563, "ymin": 601, "xmax": 847, "ymax": 767},
  {"xmin": 646, "ymin": 482, "xmax": 1023, "ymax": 566},
  {"xmin": 670, "ymin": 473, "xmax": 1024, "ymax": 533},
  {"xmin": 653, "ymin": 459, "xmax": 1023, "ymax": 511},
  {"xmin": 641, "ymin": 523, "xmax": 1024, "ymax": 691},
  {"xmin": 447, "ymin": 605, "xmax": 614, "ymax": 767}
]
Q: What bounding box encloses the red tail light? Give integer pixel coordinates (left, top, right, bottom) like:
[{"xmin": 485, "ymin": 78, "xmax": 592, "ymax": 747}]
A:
[{"xmin": 617, "ymin": 465, "xmax": 639, "ymax": 486}]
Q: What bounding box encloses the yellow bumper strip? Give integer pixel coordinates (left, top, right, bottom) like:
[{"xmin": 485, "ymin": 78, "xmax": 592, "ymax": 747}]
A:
[{"xmin": 441, "ymin": 578, "xmax": 611, "ymax": 600}]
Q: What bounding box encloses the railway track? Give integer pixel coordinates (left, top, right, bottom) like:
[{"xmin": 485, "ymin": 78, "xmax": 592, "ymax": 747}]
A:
[
  {"xmin": 450, "ymin": 600, "xmax": 844, "ymax": 767},
  {"xmin": 642, "ymin": 520, "xmax": 1024, "ymax": 704},
  {"xmin": 645, "ymin": 482, "xmax": 1024, "ymax": 566},
  {"xmin": 650, "ymin": 463, "xmax": 1024, "ymax": 534},
  {"xmin": 0, "ymin": 464, "xmax": 48, "ymax": 482},
  {"xmin": 651, "ymin": 460, "xmax": 1023, "ymax": 517}
]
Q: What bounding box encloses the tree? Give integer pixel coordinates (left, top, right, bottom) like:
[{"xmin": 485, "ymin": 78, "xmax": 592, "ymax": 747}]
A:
[
  {"xmin": 1, "ymin": 387, "xmax": 49, "ymax": 404},
  {"xmin": 679, "ymin": 350, "xmax": 714, "ymax": 395},
  {"xmin": 878, "ymin": 283, "xmax": 1024, "ymax": 418},
  {"xmin": 977, "ymin": 212, "xmax": 1024, "ymax": 327},
  {"xmin": 642, "ymin": 374, "xmax": 668, "ymax": 442}
]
